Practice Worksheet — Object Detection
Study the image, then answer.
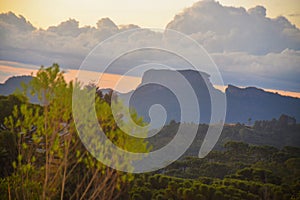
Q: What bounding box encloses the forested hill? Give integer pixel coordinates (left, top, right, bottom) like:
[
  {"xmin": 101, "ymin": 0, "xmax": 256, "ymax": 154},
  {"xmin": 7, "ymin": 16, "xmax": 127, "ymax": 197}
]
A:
[
  {"xmin": 147, "ymin": 115, "xmax": 300, "ymax": 157},
  {"xmin": 129, "ymin": 142, "xmax": 300, "ymax": 200},
  {"xmin": 129, "ymin": 109, "xmax": 300, "ymax": 200}
]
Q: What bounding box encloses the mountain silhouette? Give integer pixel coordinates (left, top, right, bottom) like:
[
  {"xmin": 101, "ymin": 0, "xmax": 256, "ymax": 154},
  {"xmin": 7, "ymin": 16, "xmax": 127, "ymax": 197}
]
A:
[
  {"xmin": 121, "ymin": 69, "xmax": 222, "ymax": 124},
  {"xmin": 0, "ymin": 76, "xmax": 32, "ymax": 95},
  {"xmin": 121, "ymin": 69, "xmax": 300, "ymax": 124},
  {"xmin": 226, "ymin": 84, "xmax": 300, "ymax": 123},
  {"xmin": 0, "ymin": 76, "xmax": 39, "ymax": 103},
  {"xmin": 1, "ymin": 71, "xmax": 299, "ymax": 124}
]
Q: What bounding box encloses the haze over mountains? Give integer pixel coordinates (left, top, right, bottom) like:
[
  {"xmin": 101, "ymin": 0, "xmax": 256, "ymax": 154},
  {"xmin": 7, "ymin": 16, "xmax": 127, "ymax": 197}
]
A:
[
  {"xmin": 0, "ymin": 75, "xmax": 32, "ymax": 95},
  {"xmin": 124, "ymin": 69, "xmax": 300, "ymax": 124},
  {"xmin": 2, "ymin": 69, "xmax": 299, "ymax": 124},
  {"xmin": 226, "ymin": 85, "xmax": 300, "ymax": 123}
]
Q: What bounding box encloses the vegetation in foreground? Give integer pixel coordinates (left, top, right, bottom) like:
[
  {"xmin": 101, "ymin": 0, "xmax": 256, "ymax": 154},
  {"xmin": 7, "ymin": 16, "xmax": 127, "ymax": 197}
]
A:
[{"xmin": 0, "ymin": 64, "xmax": 148, "ymax": 200}]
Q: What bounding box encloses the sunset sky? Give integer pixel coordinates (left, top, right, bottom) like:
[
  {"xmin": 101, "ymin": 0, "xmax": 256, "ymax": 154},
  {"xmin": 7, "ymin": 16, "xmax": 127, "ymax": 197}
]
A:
[
  {"xmin": 0, "ymin": 0, "xmax": 300, "ymax": 97},
  {"xmin": 2, "ymin": 61, "xmax": 300, "ymax": 98},
  {"xmin": 0, "ymin": 0, "xmax": 299, "ymax": 29}
]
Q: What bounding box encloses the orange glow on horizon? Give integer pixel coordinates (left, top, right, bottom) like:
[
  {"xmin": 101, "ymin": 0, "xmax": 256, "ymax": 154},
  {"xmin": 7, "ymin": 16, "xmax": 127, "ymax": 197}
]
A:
[
  {"xmin": 0, "ymin": 65, "xmax": 141, "ymax": 93},
  {"xmin": 65, "ymin": 69, "xmax": 141, "ymax": 93},
  {"xmin": 1, "ymin": 65, "xmax": 299, "ymax": 98},
  {"xmin": 264, "ymin": 89, "xmax": 300, "ymax": 99}
]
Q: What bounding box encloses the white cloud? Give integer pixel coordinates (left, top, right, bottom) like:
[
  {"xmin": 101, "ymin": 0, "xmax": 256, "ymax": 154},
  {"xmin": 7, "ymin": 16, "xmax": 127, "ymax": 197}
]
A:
[
  {"xmin": 166, "ymin": 1, "xmax": 300, "ymax": 55},
  {"xmin": 47, "ymin": 19, "xmax": 86, "ymax": 37},
  {"xmin": 0, "ymin": 12, "xmax": 140, "ymax": 69},
  {"xmin": 0, "ymin": 12, "xmax": 35, "ymax": 33},
  {"xmin": 212, "ymin": 49, "xmax": 300, "ymax": 91}
]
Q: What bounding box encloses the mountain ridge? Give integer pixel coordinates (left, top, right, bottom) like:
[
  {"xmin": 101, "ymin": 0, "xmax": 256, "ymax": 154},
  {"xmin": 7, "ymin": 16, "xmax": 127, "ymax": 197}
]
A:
[
  {"xmin": 124, "ymin": 69, "xmax": 300, "ymax": 124},
  {"xmin": 1, "ymin": 73, "xmax": 299, "ymax": 124}
]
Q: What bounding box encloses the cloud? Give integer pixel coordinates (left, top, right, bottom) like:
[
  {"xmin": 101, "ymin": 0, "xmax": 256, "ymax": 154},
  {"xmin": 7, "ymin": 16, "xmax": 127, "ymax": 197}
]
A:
[
  {"xmin": 248, "ymin": 6, "xmax": 266, "ymax": 17},
  {"xmin": 166, "ymin": 1, "xmax": 300, "ymax": 55},
  {"xmin": 96, "ymin": 18, "xmax": 118, "ymax": 30},
  {"xmin": 119, "ymin": 24, "xmax": 140, "ymax": 31},
  {"xmin": 288, "ymin": 13, "xmax": 300, "ymax": 17},
  {"xmin": 47, "ymin": 19, "xmax": 85, "ymax": 37},
  {"xmin": 212, "ymin": 49, "xmax": 300, "ymax": 91},
  {"xmin": 0, "ymin": 12, "xmax": 35, "ymax": 33},
  {"xmin": 0, "ymin": 1, "xmax": 300, "ymax": 92},
  {"xmin": 0, "ymin": 12, "xmax": 139, "ymax": 69}
]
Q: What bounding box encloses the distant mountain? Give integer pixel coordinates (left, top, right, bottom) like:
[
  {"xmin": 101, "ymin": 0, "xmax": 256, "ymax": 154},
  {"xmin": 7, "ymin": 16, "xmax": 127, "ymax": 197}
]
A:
[
  {"xmin": 1, "ymin": 72, "xmax": 300, "ymax": 124},
  {"xmin": 226, "ymin": 84, "xmax": 300, "ymax": 123},
  {"xmin": 0, "ymin": 76, "xmax": 32, "ymax": 95},
  {"xmin": 121, "ymin": 69, "xmax": 300, "ymax": 124},
  {"xmin": 121, "ymin": 69, "xmax": 223, "ymax": 124},
  {"xmin": 0, "ymin": 76, "xmax": 39, "ymax": 103}
]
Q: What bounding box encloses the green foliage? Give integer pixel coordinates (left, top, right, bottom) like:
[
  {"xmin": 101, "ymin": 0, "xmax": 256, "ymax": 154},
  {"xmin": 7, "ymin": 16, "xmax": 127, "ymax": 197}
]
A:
[
  {"xmin": 0, "ymin": 130, "xmax": 17, "ymax": 177},
  {"xmin": 129, "ymin": 142, "xmax": 300, "ymax": 200},
  {"xmin": 0, "ymin": 94, "xmax": 27, "ymax": 126},
  {"xmin": 147, "ymin": 118, "xmax": 300, "ymax": 158},
  {"xmin": 125, "ymin": 116, "xmax": 300, "ymax": 199},
  {"xmin": 0, "ymin": 64, "xmax": 149, "ymax": 200}
]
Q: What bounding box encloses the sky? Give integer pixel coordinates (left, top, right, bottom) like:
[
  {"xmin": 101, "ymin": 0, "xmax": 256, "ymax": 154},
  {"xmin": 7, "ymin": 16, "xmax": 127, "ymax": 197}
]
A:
[
  {"xmin": 0, "ymin": 0, "xmax": 299, "ymax": 29},
  {"xmin": 2, "ymin": 61, "xmax": 300, "ymax": 98},
  {"xmin": 0, "ymin": 0, "xmax": 300, "ymax": 97}
]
